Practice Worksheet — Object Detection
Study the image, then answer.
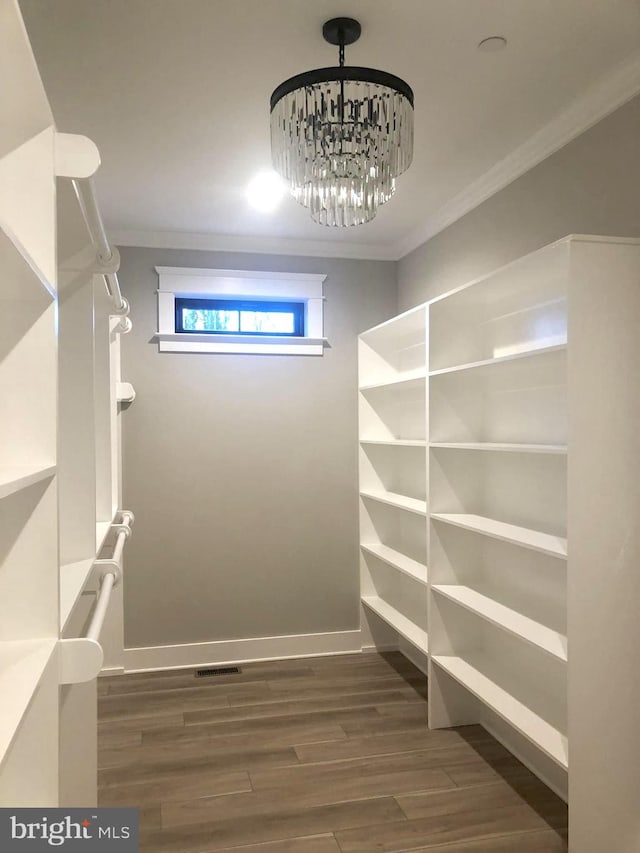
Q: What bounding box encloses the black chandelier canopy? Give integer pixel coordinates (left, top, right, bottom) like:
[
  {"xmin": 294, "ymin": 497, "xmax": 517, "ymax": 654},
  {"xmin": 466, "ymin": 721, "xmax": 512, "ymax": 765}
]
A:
[{"xmin": 269, "ymin": 17, "xmax": 415, "ymax": 227}]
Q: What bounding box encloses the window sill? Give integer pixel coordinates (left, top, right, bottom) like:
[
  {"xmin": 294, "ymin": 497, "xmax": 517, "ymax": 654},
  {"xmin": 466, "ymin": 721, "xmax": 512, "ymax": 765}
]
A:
[{"xmin": 152, "ymin": 332, "xmax": 328, "ymax": 355}]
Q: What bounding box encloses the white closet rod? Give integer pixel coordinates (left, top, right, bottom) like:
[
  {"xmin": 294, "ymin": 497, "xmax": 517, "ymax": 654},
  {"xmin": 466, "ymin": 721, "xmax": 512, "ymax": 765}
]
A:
[
  {"xmin": 72, "ymin": 176, "xmax": 129, "ymax": 317},
  {"xmin": 86, "ymin": 572, "xmax": 116, "ymax": 643},
  {"xmin": 111, "ymin": 528, "xmax": 128, "ymax": 567},
  {"xmin": 86, "ymin": 511, "xmax": 134, "ymax": 644}
]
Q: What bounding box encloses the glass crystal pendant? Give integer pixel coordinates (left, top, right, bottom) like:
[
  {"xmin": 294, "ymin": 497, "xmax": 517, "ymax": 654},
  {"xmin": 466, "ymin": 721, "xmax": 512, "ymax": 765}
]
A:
[{"xmin": 270, "ymin": 18, "xmax": 414, "ymax": 227}]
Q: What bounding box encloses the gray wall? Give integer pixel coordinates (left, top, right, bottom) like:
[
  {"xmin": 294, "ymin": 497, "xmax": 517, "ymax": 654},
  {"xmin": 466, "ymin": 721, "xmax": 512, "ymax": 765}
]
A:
[
  {"xmin": 119, "ymin": 248, "xmax": 396, "ymax": 649},
  {"xmin": 399, "ymin": 94, "xmax": 640, "ymax": 307}
]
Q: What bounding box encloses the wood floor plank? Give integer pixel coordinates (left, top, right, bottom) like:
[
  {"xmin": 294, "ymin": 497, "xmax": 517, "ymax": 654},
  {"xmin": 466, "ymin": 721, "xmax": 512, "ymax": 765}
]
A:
[
  {"xmin": 98, "ymin": 681, "xmax": 276, "ymax": 721},
  {"xmin": 248, "ymin": 751, "xmax": 455, "ymax": 804},
  {"xmin": 98, "ymin": 713, "xmax": 184, "ymax": 734},
  {"xmin": 443, "ymin": 755, "xmax": 544, "ymax": 789},
  {"xmin": 105, "ymin": 665, "xmax": 315, "ymax": 695},
  {"xmin": 404, "ymin": 828, "xmax": 568, "ymax": 852},
  {"xmin": 340, "ymin": 706, "xmax": 432, "ymax": 736},
  {"xmin": 214, "ymin": 835, "xmax": 341, "ymax": 853},
  {"xmin": 183, "ymin": 689, "xmax": 420, "ymax": 726},
  {"xmin": 137, "ymin": 805, "xmax": 162, "ymax": 830},
  {"xmin": 265, "ymin": 671, "xmax": 424, "ymax": 693},
  {"xmin": 100, "ymin": 745, "xmax": 300, "ymax": 787},
  {"xmin": 295, "ymin": 728, "xmax": 495, "ymax": 764},
  {"xmin": 96, "ymin": 730, "xmax": 143, "ymax": 751},
  {"xmin": 100, "ymin": 723, "xmax": 347, "ymax": 769},
  {"xmin": 396, "ymin": 780, "xmax": 567, "ymax": 826},
  {"xmin": 144, "ymin": 708, "xmax": 379, "ymax": 743},
  {"xmin": 161, "ymin": 762, "xmax": 452, "ymax": 829},
  {"xmin": 143, "ymin": 797, "xmax": 406, "ymax": 852},
  {"xmin": 334, "ymin": 803, "xmax": 562, "ymax": 852},
  {"xmin": 98, "ymin": 768, "xmax": 251, "ymax": 807}
]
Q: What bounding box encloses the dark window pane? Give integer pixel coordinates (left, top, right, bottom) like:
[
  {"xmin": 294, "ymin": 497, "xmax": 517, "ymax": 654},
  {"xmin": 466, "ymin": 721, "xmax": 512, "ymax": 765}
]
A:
[{"xmin": 175, "ymin": 297, "xmax": 304, "ymax": 336}]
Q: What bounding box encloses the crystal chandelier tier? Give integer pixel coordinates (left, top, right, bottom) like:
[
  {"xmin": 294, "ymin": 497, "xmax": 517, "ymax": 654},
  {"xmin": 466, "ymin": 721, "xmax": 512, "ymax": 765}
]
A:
[{"xmin": 270, "ymin": 17, "xmax": 414, "ymax": 227}]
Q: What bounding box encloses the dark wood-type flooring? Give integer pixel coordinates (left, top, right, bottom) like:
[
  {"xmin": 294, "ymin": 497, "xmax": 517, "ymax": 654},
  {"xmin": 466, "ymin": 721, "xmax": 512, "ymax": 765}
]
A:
[{"xmin": 98, "ymin": 652, "xmax": 568, "ymax": 852}]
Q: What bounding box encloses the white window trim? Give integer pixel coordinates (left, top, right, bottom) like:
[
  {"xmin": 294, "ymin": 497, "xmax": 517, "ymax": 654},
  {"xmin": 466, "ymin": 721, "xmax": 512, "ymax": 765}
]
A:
[{"xmin": 154, "ymin": 267, "xmax": 327, "ymax": 355}]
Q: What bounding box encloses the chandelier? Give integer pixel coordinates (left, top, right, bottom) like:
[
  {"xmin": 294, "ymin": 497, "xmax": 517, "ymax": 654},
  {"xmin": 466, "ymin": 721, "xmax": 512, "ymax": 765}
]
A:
[{"xmin": 270, "ymin": 17, "xmax": 414, "ymax": 227}]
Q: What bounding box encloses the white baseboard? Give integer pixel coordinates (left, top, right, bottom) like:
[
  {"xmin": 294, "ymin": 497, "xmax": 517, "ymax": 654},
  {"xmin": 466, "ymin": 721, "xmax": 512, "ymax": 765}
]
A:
[
  {"xmin": 123, "ymin": 629, "xmax": 363, "ymax": 674},
  {"xmin": 99, "ymin": 666, "xmax": 125, "ymax": 677}
]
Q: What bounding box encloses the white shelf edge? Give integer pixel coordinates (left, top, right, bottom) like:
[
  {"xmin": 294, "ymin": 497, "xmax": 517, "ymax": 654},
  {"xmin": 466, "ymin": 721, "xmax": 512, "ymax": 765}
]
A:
[
  {"xmin": 430, "ymin": 443, "xmax": 567, "ymax": 455},
  {"xmin": 360, "ymin": 439, "xmax": 427, "ymax": 448},
  {"xmin": 360, "ymin": 489, "xmax": 427, "ymax": 517},
  {"xmin": 362, "ymin": 596, "xmax": 428, "ymax": 654},
  {"xmin": 59, "ymin": 558, "xmax": 96, "ymax": 631},
  {"xmin": 358, "ymin": 304, "xmax": 427, "ymax": 340},
  {"xmin": 432, "ymin": 585, "xmax": 567, "ymax": 662},
  {"xmin": 428, "ymin": 343, "xmax": 567, "ymax": 377},
  {"xmin": 432, "ymin": 654, "xmax": 568, "ymax": 769},
  {"xmin": 359, "ymin": 370, "xmax": 426, "ymax": 392},
  {"xmin": 0, "ymin": 639, "xmax": 57, "ymax": 768},
  {"xmin": 430, "ymin": 512, "xmax": 567, "ymax": 559},
  {"xmin": 361, "ymin": 543, "xmax": 428, "ymax": 586},
  {"xmin": 0, "ymin": 463, "xmax": 56, "ymax": 500}
]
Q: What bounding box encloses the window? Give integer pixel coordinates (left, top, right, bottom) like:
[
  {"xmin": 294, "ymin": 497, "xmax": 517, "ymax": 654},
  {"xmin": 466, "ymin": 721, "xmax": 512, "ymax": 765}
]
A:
[
  {"xmin": 154, "ymin": 267, "xmax": 326, "ymax": 355},
  {"xmin": 175, "ymin": 298, "xmax": 305, "ymax": 337}
]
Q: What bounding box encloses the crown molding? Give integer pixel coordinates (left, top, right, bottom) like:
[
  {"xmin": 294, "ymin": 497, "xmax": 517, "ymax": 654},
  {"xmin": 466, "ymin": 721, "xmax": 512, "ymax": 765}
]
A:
[
  {"xmin": 109, "ymin": 228, "xmax": 398, "ymax": 261},
  {"xmin": 395, "ymin": 48, "xmax": 640, "ymax": 259}
]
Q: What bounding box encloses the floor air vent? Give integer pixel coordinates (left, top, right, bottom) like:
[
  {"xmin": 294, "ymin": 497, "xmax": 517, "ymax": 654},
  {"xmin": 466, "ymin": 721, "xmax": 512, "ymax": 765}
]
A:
[{"xmin": 195, "ymin": 666, "xmax": 241, "ymax": 678}]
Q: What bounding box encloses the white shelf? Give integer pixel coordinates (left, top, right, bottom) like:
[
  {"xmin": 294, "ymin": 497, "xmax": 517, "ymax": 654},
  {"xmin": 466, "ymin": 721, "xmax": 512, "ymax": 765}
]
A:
[
  {"xmin": 361, "ymin": 543, "xmax": 427, "ymax": 585},
  {"xmin": 0, "ymin": 639, "xmax": 57, "ymax": 767},
  {"xmin": 59, "ymin": 559, "xmax": 95, "ymax": 631},
  {"xmin": 360, "ymin": 439, "xmax": 427, "ymax": 448},
  {"xmin": 362, "ymin": 596, "xmax": 428, "ymax": 654},
  {"xmin": 359, "ymin": 369, "xmax": 426, "ymax": 392},
  {"xmin": 432, "ymin": 654, "xmax": 568, "ymax": 769},
  {"xmin": 430, "ymin": 513, "xmax": 567, "ymax": 559},
  {"xmin": 0, "ymin": 464, "xmax": 56, "ymax": 500},
  {"xmin": 432, "ymin": 585, "xmax": 567, "ymax": 662},
  {"xmin": 361, "ymin": 489, "xmax": 427, "ymax": 517},
  {"xmin": 430, "ymin": 443, "xmax": 567, "ymax": 455},
  {"xmin": 429, "ymin": 343, "xmax": 567, "ymax": 378}
]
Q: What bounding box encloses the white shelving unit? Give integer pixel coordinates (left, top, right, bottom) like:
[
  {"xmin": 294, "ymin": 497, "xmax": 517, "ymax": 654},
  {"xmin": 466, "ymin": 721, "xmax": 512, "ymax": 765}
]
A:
[
  {"xmin": 0, "ymin": 0, "xmax": 133, "ymax": 808},
  {"xmin": 359, "ymin": 306, "xmax": 429, "ymax": 669},
  {"xmin": 0, "ymin": 2, "xmax": 59, "ymax": 803},
  {"xmin": 427, "ymin": 238, "xmax": 571, "ymax": 799},
  {"xmin": 359, "ymin": 235, "xmax": 640, "ymax": 852}
]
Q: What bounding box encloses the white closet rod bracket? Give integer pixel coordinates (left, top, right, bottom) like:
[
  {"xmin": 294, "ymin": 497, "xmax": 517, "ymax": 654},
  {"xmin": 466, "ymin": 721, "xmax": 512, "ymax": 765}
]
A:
[
  {"xmin": 55, "ymin": 132, "xmax": 101, "ymax": 180},
  {"xmin": 90, "ymin": 510, "xmax": 135, "ymax": 587},
  {"xmin": 58, "ymin": 570, "xmax": 116, "ymax": 684},
  {"xmin": 58, "ymin": 637, "xmax": 104, "ymax": 686},
  {"xmin": 119, "ymin": 509, "xmax": 136, "ymax": 526}
]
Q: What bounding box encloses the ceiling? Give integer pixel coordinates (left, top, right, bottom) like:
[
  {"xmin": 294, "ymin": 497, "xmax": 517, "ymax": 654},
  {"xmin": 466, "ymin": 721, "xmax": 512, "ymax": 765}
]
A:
[{"xmin": 20, "ymin": 0, "xmax": 640, "ymax": 259}]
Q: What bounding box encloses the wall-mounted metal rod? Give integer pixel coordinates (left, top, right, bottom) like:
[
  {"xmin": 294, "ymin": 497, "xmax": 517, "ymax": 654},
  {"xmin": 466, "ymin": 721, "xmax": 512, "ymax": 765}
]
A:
[
  {"xmin": 71, "ymin": 176, "xmax": 128, "ymax": 315},
  {"xmin": 111, "ymin": 529, "xmax": 127, "ymax": 567},
  {"xmin": 86, "ymin": 571, "xmax": 116, "ymax": 642}
]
